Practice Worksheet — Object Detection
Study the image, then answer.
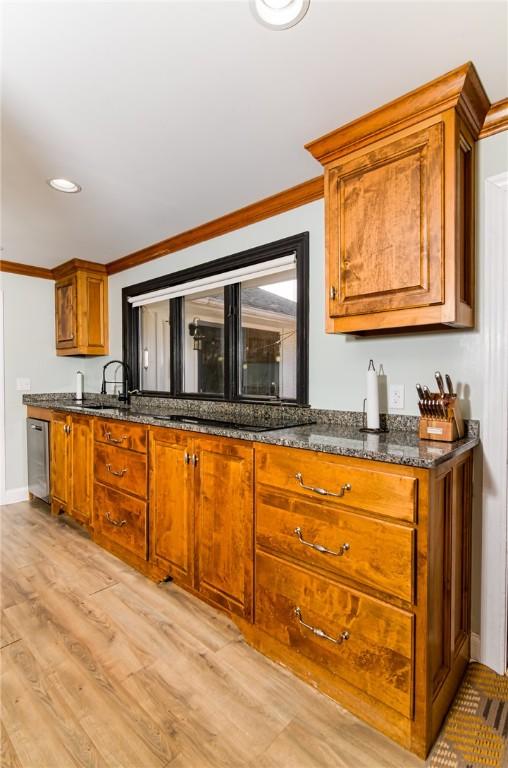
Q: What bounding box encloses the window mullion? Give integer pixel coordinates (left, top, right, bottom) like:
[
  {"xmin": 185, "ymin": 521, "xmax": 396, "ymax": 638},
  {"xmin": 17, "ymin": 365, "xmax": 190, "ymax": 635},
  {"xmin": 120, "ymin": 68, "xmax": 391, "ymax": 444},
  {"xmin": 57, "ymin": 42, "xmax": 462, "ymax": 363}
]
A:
[
  {"xmin": 170, "ymin": 298, "xmax": 183, "ymax": 395},
  {"xmin": 224, "ymin": 284, "xmax": 239, "ymax": 401}
]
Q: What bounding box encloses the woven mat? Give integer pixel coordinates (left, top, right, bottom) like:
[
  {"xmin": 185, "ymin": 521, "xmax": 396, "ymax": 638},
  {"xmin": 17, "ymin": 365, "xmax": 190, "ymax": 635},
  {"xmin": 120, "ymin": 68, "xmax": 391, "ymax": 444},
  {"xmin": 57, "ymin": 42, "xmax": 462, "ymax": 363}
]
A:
[{"xmin": 428, "ymin": 663, "xmax": 508, "ymax": 768}]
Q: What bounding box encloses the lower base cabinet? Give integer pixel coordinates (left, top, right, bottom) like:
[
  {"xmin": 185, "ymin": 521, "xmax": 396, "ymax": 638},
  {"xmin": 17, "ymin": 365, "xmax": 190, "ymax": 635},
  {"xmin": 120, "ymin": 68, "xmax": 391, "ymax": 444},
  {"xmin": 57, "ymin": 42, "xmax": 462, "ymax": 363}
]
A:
[
  {"xmin": 33, "ymin": 405, "xmax": 474, "ymax": 759},
  {"xmin": 49, "ymin": 411, "xmax": 92, "ymax": 524},
  {"xmin": 150, "ymin": 427, "xmax": 254, "ymax": 621},
  {"xmin": 245, "ymin": 444, "xmax": 473, "ymax": 759}
]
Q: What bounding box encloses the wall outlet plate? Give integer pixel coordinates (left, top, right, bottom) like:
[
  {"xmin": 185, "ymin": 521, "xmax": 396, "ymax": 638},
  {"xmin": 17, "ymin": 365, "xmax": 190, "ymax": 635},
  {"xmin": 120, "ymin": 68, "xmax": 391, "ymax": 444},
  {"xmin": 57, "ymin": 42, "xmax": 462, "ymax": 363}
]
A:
[
  {"xmin": 389, "ymin": 384, "xmax": 405, "ymax": 409},
  {"xmin": 16, "ymin": 377, "xmax": 31, "ymax": 392}
]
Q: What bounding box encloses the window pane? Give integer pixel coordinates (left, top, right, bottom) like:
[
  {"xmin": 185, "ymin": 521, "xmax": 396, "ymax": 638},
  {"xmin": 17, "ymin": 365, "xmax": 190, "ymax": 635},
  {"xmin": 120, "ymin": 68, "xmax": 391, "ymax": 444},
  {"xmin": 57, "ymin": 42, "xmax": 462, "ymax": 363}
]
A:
[
  {"xmin": 183, "ymin": 289, "xmax": 225, "ymax": 396},
  {"xmin": 239, "ymin": 268, "xmax": 297, "ymax": 400},
  {"xmin": 139, "ymin": 300, "xmax": 171, "ymax": 391}
]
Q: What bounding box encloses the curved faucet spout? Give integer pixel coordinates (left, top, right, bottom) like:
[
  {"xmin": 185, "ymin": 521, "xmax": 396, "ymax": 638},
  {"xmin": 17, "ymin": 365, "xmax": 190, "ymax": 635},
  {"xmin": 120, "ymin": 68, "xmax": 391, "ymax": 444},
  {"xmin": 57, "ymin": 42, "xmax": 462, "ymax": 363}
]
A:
[{"xmin": 100, "ymin": 360, "xmax": 132, "ymax": 403}]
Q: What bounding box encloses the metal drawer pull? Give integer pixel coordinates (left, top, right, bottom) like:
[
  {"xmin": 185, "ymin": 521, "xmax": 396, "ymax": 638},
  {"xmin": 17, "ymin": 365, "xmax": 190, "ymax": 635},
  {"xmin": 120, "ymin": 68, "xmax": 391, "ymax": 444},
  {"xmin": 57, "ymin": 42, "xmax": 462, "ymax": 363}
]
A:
[
  {"xmin": 294, "ymin": 607, "xmax": 350, "ymax": 645},
  {"xmin": 294, "ymin": 527, "xmax": 350, "ymax": 557},
  {"xmin": 105, "ymin": 511, "xmax": 127, "ymax": 527},
  {"xmin": 295, "ymin": 472, "xmax": 351, "ymax": 498},
  {"xmin": 105, "ymin": 431, "xmax": 127, "ymax": 444},
  {"xmin": 105, "ymin": 463, "xmax": 128, "ymax": 477}
]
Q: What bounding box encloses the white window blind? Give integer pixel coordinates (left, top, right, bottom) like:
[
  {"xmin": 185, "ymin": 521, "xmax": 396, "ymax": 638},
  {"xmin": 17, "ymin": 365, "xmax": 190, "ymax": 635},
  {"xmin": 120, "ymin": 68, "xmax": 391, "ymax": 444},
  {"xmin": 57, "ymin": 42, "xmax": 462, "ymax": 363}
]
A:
[{"xmin": 128, "ymin": 253, "xmax": 296, "ymax": 308}]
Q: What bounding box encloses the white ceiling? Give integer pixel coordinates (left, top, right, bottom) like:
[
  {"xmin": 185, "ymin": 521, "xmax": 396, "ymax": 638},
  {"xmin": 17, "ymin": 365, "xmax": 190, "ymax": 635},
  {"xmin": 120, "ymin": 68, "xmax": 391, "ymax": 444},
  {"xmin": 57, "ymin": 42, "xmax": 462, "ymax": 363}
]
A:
[{"xmin": 2, "ymin": 1, "xmax": 507, "ymax": 270}]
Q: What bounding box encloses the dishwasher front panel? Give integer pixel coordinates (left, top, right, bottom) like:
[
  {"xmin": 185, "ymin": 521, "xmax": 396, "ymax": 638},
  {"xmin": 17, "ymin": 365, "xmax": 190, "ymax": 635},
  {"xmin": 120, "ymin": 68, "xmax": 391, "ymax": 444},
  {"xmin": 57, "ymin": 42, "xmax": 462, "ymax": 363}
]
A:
[{"xmin": 27, "ymin": 418, "xmax": 50, "ymax": 503}]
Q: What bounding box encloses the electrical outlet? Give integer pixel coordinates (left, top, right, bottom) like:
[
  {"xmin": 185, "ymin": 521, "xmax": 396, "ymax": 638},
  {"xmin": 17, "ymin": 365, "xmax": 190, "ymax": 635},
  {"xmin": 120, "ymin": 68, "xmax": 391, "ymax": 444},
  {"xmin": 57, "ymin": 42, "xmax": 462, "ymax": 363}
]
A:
[
  {"xmin": 389, "ymin": 384, "xmax": 405, "ymax": 409},
  {"xmin": 16, "ymin": 378, "xmax": 31, "ymax": 392}
]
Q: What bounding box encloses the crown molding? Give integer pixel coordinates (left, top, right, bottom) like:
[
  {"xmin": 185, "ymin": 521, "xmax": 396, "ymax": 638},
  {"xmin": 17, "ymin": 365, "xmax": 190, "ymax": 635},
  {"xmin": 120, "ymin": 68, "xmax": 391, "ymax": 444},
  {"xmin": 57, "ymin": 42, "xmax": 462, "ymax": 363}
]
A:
[
  {"xmin": 0, "ymin": 259, "xmax": 53, "ymax": 280},
  {"xmin": 107, "ymin": 175, "xmax": 324, "ymax": 275},
  {"xmin": 52, "ymin": 258, "xmax": 108, "ymax": 280},
  {"xmin": 479, "ymin": 98, "xmax": 508, "ymax": 140},
  {"xmin": 305, "ymin": 62, "xmax": 490, "ymax": 166}
]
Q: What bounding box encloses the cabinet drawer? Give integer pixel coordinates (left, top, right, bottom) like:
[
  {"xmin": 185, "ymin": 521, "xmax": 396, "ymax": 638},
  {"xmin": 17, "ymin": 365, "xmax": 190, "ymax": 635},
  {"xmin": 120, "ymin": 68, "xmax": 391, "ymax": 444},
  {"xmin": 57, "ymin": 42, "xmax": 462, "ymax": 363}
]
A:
[
  {"xmin": 94, "ymin": 443, "xmax": 147, "ymax": 498},
  {"xmin": 94, "ymin": 482, "xmax": 147, "ymax": 559},
  {"xmin": 256, "ymin": 552, "xmax": 413, "ymax": 718},
  {"xmin": 256, "ymin": 446, "xmax": 417, "ymax": 522},
  {"xmin": 256, "ymin": 490, "xmax": 414, "ymax": 602},
  {"xmin": 94, "ymin": 418, "xmax": 147, "ymax": 453}
]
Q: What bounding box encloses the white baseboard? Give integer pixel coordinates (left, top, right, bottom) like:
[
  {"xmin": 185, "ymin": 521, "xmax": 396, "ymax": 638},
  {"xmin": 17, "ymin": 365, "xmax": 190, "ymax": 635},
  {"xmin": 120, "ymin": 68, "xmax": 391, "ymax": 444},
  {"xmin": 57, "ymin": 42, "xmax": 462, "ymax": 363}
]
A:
[
  {"xmin": 1, "ymin": 486, "xmax": 29, "ymax": 505},
  {"xmin": 471, "ymin": 632, "xmax": 481, "ymax": 662}
]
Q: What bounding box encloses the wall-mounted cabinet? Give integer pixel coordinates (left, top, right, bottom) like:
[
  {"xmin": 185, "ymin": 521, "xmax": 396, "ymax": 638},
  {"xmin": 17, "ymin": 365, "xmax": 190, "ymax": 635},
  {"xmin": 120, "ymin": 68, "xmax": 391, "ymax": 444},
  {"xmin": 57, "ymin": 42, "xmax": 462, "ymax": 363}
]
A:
[
  {"xmin": 306, "ymin": 62, "xmax": 490, "ymax": 334},
  {"xmin": 54, "ymin": 260, "xmax": 108, "ymax": 355}
]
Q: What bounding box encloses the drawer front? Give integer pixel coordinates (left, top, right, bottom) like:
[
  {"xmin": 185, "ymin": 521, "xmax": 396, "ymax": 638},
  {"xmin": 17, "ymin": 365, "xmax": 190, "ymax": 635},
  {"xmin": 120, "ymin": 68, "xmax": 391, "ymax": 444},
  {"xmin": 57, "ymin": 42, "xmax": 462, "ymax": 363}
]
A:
[
  {"xmin": 256, "ymin": 490, "xmax": 414, "ymax": 602},
  {"xmin": 94, "ymin": 443, "xmax": 147, "ymax": 498},
  {"xmin": 256, "ymin": 446, "xmax": 417, "ymax": 522},
  {"xmin": 94, "ymin": 482, "xmax": 147, "ymax": 559},
  {"xmin": 256, "ymin": 551, "xmax": 414, "ymax": 718},
  {"xmin": 94, "ymin": 418, "xmax": 147, "ymax": 453}
]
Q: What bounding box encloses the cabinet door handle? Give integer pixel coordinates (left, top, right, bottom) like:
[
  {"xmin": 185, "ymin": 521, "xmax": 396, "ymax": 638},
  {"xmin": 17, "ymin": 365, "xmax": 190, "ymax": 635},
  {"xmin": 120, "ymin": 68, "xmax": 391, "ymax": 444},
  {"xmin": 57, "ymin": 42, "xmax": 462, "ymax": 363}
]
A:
[
  {"xmin": 64, "ymin": 424, "xmax": 71, "ymax": 435},
  {"xmin": 329, "ymin": 286, "xmax": 337, "ymax": 301},
  {"xmin": 104, "ymin": 431, "xmax": 127, "ymax": 445},
  {"xmin": 105, "ymin": 463, "xmax": 128, "ymax": 477},
  {"xmin": 105, "ymin": 511, "xmax": 127, "ymax": 527},
  {"xmin": 294, "ymin": 607, "xmax": 350, "ymax": 645},
  {"xmin": 294, "ymin": 472, "xmax": 351, "ymax": 498},
  {"xmin": 184, "ymin": 452, "xmax": 198, "ymax": 466},
  {"xmin": 294, "ymin": 527, "xmax": 350, "ymax": 557}
]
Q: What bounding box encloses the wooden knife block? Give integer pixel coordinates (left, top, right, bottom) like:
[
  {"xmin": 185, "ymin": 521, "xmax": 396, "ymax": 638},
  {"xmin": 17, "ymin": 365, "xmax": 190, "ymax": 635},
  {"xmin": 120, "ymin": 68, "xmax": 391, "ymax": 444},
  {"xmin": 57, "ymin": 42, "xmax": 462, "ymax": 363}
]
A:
[{"xmin": 419, "ymin": 395, "xmax": 465, "ymax": 442}]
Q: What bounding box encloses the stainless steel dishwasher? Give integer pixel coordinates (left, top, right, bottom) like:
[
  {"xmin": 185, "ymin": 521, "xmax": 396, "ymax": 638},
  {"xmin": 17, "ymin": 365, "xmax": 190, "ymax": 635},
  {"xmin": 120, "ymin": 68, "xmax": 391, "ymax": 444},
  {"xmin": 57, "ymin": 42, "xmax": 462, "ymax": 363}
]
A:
[{"xmin": 27, "ymin": 417, "xmax": 50, "ymax": 503}]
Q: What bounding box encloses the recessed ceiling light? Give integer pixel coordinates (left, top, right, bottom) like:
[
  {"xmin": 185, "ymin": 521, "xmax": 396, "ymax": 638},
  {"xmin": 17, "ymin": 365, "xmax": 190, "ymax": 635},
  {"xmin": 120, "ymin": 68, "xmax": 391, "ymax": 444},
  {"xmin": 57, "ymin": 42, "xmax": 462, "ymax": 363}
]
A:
[
  {"xmin": 251, "ymin": 0, "xmax": 310, "ymax": 30},
  {"xmin": 47, "ymin": 178, "xmax": 82, "ymax": 193}
]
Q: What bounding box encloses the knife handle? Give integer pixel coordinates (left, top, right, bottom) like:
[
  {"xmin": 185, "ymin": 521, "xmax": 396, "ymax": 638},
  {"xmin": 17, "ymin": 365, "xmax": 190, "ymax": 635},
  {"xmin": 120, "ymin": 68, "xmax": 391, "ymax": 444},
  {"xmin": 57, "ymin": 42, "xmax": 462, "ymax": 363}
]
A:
[
  {"xmin": 435, "ymin": 371, "xmax": 445, "ymax": 397},
  {"xmin": 445, "ymin": 374, "xmax": 454, "ymax": 396}
]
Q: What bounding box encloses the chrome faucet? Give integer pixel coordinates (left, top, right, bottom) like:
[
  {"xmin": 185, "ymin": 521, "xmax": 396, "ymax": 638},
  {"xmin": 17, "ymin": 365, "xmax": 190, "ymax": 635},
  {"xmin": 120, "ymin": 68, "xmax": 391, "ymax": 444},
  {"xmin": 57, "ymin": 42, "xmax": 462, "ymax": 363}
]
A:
[{"xmin": 100, "ymin": 360, "xmax": 139, "ymax": 406}]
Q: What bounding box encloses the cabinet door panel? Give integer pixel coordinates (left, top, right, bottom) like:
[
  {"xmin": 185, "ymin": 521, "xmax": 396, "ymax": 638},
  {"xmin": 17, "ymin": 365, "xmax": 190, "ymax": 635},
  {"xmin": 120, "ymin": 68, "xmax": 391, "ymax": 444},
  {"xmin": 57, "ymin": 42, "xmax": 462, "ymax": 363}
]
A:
[
  {"xmin": 328, "ymin": 122, "xmax": 444, "ymax": 318},
  {"xmin": 149, "ymin": 429, "xmax": 194, "ymax": 585},
  {"xmin": 70, "ymin": 415, "xmax": 93, "ymax": 524},
  {"xmin": 195, "ymin": 437, "xmax": 254, "ymax": 620},
  {"xmin": 85, "ymin": 275, "xmax": 106, "ymax": 348},
  {"xmin": 50, "ymin": 412, "xmax": 69, "ymax": 506},
  {"xmin": 55, "ymin": 278, "xmax": 76, "ymax": 347}
]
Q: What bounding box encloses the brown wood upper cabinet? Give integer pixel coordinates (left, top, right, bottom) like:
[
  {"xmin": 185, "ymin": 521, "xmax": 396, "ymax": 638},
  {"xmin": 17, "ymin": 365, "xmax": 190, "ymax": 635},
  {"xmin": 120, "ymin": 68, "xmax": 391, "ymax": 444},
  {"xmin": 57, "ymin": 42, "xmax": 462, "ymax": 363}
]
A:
[
  {"xmin": 54, "ymin": 260, "xmax": 108, "ymax": 355},
  {"xmin": 306, "ymin": 62, "xmax": 490, "ymax": 334}
]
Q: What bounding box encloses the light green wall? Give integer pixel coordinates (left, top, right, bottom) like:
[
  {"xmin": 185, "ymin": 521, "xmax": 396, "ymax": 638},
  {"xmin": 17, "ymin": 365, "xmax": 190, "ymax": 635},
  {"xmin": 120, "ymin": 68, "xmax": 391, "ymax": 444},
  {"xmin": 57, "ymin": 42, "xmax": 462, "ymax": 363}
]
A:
[{"xmin": 2, "ymin": 132, "xmax": 507, "ymax": 496}]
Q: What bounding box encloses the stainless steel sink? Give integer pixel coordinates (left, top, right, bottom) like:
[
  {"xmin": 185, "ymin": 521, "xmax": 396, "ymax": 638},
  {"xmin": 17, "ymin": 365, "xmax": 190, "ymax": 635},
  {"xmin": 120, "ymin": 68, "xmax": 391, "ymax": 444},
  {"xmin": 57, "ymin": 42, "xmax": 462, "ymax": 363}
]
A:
[{"xmin": 72, "ymin": 403, "xmax": 121, "ymax": 411}]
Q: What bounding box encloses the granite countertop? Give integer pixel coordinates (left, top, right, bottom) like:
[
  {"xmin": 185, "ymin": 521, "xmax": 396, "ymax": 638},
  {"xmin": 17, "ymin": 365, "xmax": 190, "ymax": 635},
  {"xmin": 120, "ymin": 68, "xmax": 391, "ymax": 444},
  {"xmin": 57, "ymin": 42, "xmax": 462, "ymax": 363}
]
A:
[{"xmin": 24, "ymin": 394, "xmax": 479, "ymax": 469}]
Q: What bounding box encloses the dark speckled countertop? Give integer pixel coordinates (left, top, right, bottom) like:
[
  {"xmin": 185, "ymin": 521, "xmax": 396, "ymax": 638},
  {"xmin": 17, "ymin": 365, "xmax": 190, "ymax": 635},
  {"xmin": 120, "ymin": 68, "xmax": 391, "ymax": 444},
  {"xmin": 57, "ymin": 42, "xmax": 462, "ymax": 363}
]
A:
[{"xmin": 24, "ymin": 394, "xmax": 479, "ymax": 469}]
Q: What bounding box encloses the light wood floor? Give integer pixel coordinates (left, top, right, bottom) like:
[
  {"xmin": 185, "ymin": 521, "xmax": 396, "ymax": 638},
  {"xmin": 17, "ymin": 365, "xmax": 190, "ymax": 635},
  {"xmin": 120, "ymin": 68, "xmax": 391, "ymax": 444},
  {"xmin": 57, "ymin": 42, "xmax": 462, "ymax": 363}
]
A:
[{"xmin": 1, "ymin": 500, "xmax": 423, "ymax": 768}]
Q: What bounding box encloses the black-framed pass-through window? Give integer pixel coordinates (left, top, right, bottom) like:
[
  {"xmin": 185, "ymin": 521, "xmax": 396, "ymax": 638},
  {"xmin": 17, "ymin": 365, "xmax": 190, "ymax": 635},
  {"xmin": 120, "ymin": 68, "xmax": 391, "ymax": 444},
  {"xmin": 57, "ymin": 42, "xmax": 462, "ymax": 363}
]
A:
[{"xmin": 122, "ymin": 233, "xmax": 309, "ymax": 405}]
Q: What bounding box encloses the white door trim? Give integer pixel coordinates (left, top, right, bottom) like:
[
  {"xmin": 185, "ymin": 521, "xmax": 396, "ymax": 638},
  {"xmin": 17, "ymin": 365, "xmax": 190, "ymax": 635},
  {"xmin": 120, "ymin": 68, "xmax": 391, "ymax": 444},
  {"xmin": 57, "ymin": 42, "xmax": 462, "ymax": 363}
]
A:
[{"xmin": 480, "ymin": 171, "xmax": 508, "ymax": 674}]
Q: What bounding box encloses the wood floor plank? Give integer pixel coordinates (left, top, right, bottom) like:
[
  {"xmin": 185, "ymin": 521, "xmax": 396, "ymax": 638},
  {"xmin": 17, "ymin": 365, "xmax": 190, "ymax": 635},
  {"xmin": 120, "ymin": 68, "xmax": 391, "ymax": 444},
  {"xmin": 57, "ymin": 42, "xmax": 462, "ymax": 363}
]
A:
[
  {"xmin": 1, "ymin": 611, "xmax": 21, "ymax": 649},
  {"xmin": 2, "ymin": 641, "xmax": 104, "ymax": 768},
  {"xmin": 1, "ymin": 718, "xmax": 24, "ymax": 768},
  {"xmin": 48, "ymin": 660, "xmax": 171, "ymax": 768}
]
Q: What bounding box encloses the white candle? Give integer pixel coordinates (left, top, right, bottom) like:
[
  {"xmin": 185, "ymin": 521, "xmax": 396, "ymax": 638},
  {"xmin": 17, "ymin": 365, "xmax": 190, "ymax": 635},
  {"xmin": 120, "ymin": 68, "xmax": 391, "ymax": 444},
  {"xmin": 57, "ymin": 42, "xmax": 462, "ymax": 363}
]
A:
[
  {"xmin": 76, "ymin": 371, "xmax": 84, "ymax": 401},
  {"xmin": 366, "ymin": 360, "xmax": 380, "ymax": 430}
]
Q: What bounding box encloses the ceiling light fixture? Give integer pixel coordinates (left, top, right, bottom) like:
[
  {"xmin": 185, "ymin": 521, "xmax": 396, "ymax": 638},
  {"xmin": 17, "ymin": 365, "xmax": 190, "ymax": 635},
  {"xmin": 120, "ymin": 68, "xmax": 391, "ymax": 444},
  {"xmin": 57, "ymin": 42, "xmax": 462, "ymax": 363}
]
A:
[
  {"xmin": 47, "ymin": 178, "xmax": 82, "ymax": 193},
  {"xmin": 251, "ymin": 0, "xmax": 310, "ymax": 30}
]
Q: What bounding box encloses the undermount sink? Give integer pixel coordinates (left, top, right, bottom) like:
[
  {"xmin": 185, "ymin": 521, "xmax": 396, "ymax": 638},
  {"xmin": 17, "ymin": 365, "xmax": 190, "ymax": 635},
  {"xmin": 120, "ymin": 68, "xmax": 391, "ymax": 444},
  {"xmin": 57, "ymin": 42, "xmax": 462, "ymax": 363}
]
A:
[{"xmin": 73, "ymin": 403, "xmax": 122, "ymax": 411}]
